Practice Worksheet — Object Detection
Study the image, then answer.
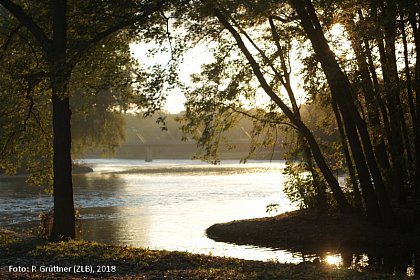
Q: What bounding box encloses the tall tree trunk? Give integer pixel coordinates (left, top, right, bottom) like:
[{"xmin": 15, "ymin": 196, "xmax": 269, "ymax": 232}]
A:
[
  {"xmin": 361, "ymin": 32, "xmax": 395, "ymax": 194},
  {"xmin": 331, "ymin": 97, "xmax": 363, "ymax": 210},
  {"xmin": 50, "ymin": 88, "xmax": 75, "ymax": 241},
  {"xmin": 346, "ymin": 19, "xmax": 391, "ymax": 176},
  {"xmin": 408, "ymin": 4, "xmax": 420, "ymax": 196},
  {"xmin": 400, "ymin": 6, "xmax": 416, "ymax": 190},
  {"xmin": 361, "ymin": 29, "xmax": 392, "ymax": 149},
  {"xmin": 374, "ymin": 0, "xmax": 407, "ymax": 204},
  {"xmin": 49, "ymin": 0, "xmax": 75, "ymax": 241},
  {"xmin": 400, "ymin": 6, "xmax": 417, "ymax": 147},
  {"xmin": 334, "ymin": 95, "xmax": 382, "ymax": 224}
]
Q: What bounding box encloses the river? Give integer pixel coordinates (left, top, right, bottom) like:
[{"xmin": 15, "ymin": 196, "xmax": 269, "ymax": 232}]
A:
[
  {"xmin": 0, "ymin": 159, "xmax": 304, "ymax": 262},
  {"xmin": 0, "ymin": 159, "xmax": 417, "ymax": 275}
]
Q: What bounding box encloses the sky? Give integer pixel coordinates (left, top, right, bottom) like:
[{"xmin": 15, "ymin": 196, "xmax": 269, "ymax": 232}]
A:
[
  {"xmin": 130, "ymin": 42, "xmax": 215, "ymax": 114},
  {"xmin": 130, "ymin": 40, "xmax": 306, "ymax": 114},
  {"xmin": 129, "ymin": 23, "xmax": 349, "ymax": 114}
]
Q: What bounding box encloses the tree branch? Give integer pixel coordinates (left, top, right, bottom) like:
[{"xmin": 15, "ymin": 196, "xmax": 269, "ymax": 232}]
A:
[
  {"xmin": 67, "ymin": 0, "xmax": 169, "ymax": 68},
  {"xmin": 159, "ymin": 9, "xmax": 174, "ymax": 62},
  {"xmin": 219, "ymin": 6, "xmax": 301, "ymax": 117},
  {"xmin": 268, "ymin": 17, "xmax": 300, "ymax": 116},
  {"xmin": 229, "ymin": 106, "xmax": 297, "ymax": 130},
  {"xmin": 0, "ymin": 0, "xmax": 52, "ymax": 53},
  {"xmin": 270, "ymin": 14, "xmax": 299, "ymax": 23},
  {"xmin": 0, "ymin": 23, "xmax": 21, "ymax": 61},
  {"xmin": 214, "ymin": 8, "xmax": 299, "ymax": 124}
]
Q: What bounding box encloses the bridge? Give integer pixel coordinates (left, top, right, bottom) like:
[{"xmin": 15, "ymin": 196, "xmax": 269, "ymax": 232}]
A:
[
  {"xmin": 120, "ymin": 127, "xmax": 263, "ymax": 161},
  {"xmin": 87, "ymin": 115, "xmax": 284, "ymax": 161}
]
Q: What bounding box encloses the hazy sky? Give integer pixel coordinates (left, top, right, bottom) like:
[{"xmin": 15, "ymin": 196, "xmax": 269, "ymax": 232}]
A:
[
  {"xmin": 130, "ymin": 42, "xmax": 215, "ymax": 114},
  {"xmin": 129, "ymin": 24, "xmax": 352, "ymax": 114}
]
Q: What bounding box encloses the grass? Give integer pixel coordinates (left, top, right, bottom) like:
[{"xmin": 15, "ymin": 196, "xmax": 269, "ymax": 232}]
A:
[{"xmin": 0, "ymin": 230, "xmax": 410, "ymax": 279}]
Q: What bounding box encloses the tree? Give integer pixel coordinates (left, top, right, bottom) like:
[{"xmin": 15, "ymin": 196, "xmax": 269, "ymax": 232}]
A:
[
  {"xmin": 289, "ymin": 0, "xmax": 392, "ymax": 224},
  {"xmin": 0, "ymin": 0, "xmax": 170, "ymax": 241},
  {"xmin": 0, "ymin": 25, "xmax": 136, "ymax": 184},
  {"xmin": 176, "ymin": 2, "xmax": 351, "ymax": 213},
  {"xmin": 177, "ymin": 0, "xmax": 419, "ymax": 225}
]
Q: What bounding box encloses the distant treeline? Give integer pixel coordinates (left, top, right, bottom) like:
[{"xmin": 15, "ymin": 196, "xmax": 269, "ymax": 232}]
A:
[{"xmin": 85, "ymin": 113, "xmax": 286, "ymax": 160}]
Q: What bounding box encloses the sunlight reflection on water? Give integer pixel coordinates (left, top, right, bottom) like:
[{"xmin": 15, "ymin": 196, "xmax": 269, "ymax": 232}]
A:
[
  {"xmin": 324, "ymin": 253, "xmax": 343, "ymax": 268},
  {"xmin": 76, "ymin": 159, "xmax": 300, "ymax": 262},
  {"xmin": 1, "ymin": 159, "xmax": 303, "ymax": 262},
  {"xmin": 0, "ymin": 159, "xmax": 417, "ymax": 275}
]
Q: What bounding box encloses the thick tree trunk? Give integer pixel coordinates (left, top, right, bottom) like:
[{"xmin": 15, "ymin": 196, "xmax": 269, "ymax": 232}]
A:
[
  {"xmin": 0, "ymin": 0, "xmax": 164, "ymax": 242},
  {"xmin": 50, "ymin": 89, "xmax": 75, "ymax": 241},
  {"xmin": 49, "ymin": 0, "xmax": 75, "ymax": 241}
]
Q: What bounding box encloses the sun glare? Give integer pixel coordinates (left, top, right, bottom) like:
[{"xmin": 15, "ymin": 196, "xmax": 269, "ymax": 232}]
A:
[
  {"xmin": 324, "ymin": 254, "xmax": 343, "ymax": 268},
  {"xmin": 328, "ymin": 23, "xmax": 354, "ymax": 62},
  {"xmin": 329, "ymin": 23, "xmax": 346, "ymax": 38}
]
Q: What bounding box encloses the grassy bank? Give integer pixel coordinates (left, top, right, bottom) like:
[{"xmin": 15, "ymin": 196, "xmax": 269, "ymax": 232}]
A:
[
  {"xmin": 207, "ymin": 210, "xmax": 420, "ymax": 252},
  {"xmin": 206, "ymin": 210, "xmax": 420, "ymax": 276},
  {"xmin": 0, "ymin": 230, "xmax": 408, "ymax": 279}
]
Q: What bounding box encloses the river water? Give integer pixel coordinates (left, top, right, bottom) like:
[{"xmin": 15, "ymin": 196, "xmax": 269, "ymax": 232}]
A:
[
  {"xmin": 0, "ymin": 159, "xmax": 304, "ymax": 262},
  {"xmin": 0, "ymin": 159, "xmax": 417, "ymax": 275}
]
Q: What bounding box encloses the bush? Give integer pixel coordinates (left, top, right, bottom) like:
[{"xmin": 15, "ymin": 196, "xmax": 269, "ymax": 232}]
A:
[{"xmin": 283, "ymin": 162, "xmax": 317, "ymax": 210}]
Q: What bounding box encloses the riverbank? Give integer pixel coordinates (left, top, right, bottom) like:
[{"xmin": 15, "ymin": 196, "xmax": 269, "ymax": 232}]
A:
[
  {"xmin": 206, "ymin": 210, "xmax": 420, "ymax": 274},
  {"xmin": 0, "ymin": 230, "xmax": 405, "ymax": 279}
]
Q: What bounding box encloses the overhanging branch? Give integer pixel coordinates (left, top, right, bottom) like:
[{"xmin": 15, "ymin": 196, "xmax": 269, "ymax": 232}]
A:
[
  {"xmin": 67, "ymin": 0, "xmax": 169, "ymax": 68},
  {"xmin": 0, "ymin": 0, "xmax": 52, "ymax": 53},
  {"xmin": 0, "ymin": 23, "xmax": 21, "ymax": 61},
  {"xmin": 229, "ymin": 106, "xmax": 297, "ymax": 130}
]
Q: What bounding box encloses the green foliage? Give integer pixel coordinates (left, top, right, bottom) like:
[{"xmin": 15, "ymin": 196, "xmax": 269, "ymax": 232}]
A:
[
  {"xmin": 299, "ymin": 101, "xmax": 344, "ymax": 172},
  {"xmin": 178, "ymin": 29, "xmax": 292, "ymax": 163},
  {"xmin": 69, "ymin": 36, "xmax": 134, "ymax": 157},
  {"xmin": 0, "ymin": 0, "xmax": 183, "ymax": 185},
  {"xmin": 0, "ymin": 32, "xmax": 133, "ymax": 185},
  {"xmin": 283, "ymin": 162, "xmax": 317, "ymax": 209},
  {"xmin": 132, "ymin": 48, "xmax": 184, "ymax": 117},
  {"xmin": 0, "ymin": 63, "xmax": 53, "ymax": 186}
]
